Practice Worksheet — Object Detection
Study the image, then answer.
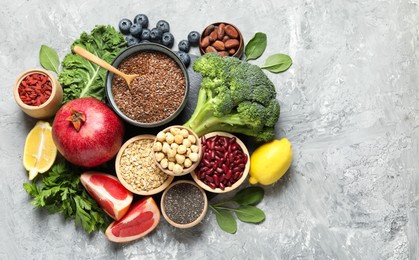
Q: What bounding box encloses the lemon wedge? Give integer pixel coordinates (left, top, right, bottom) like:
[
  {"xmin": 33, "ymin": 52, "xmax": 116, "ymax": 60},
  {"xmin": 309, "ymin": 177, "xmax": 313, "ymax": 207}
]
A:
[{"xmin": 23, "ymin": 121, "xmax": 57, "ymax": 180}]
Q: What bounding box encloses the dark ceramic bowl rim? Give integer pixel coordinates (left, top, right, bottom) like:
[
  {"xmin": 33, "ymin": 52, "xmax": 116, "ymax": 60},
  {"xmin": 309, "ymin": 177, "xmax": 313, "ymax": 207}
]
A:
[{"xmin": 105, "ymin": 43, "xmax": 190, "ymax": 128}]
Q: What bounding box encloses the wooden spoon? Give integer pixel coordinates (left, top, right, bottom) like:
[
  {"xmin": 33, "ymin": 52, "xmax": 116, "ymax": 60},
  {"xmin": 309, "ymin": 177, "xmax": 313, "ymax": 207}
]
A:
[{"xmin": 72, "ymin": 45, "xmax": 138, "ymax": 91}]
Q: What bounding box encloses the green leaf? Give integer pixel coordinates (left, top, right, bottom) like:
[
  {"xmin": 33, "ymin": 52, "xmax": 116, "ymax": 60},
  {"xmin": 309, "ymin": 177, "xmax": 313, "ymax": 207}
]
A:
[
  {"xmin": 58, "ymin": 25, "xmax": 127, "ymax": 103},
  {"xmin": 39, "ymin": 45, "xmax": 60, "ymax": 74},
  {"xmin": 23, "ymin": 183, "xmax": 38, "ymax": 197},
  {"xmin": 245, "ymin": 32, "xmax": 267, "ymax": 61},
  {"xmin": 232, "ymin": 186, "xmax": 264, "ymax": 206},
  {"xmin": 260, "ymin": 53, "xmax": 292, "ymax": 73},
  {"xmin": 214, "ymin": 209, "xmax": 237, "ymax": 234},
  {"xmin": 235, "ymin": 205, "xmax": 265, "ymax": 223}
]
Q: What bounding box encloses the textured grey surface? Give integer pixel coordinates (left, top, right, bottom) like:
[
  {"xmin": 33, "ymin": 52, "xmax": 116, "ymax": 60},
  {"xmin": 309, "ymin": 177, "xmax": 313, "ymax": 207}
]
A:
[{"xmin": 1, "ymin": 0, "xmax": 418, "ymax": 259}]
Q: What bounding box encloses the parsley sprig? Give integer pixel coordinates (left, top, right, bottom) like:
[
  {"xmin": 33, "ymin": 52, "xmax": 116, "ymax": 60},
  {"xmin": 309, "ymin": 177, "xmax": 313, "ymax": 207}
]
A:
[{"xmin": 23, "ymin": 162, "xmax": 110, "ymax": 233}]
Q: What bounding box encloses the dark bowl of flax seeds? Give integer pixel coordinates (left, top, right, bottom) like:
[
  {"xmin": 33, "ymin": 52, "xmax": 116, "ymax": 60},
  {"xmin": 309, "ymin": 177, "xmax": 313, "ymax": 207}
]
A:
[{"xmin": 105, "ymin": 43, "xmax": 189, "ymax": 127}]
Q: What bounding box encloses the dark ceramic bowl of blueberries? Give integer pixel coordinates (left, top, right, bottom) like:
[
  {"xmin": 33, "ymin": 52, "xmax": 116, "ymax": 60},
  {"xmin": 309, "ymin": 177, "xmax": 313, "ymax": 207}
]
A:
[{"xmin": 117, "ymin": 14, "xmax": 201, "ymax": 68}]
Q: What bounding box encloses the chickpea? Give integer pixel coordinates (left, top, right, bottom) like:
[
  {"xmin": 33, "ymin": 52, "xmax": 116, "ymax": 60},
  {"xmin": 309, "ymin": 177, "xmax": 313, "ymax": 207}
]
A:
[
  {"xmin": 191, "ymin": 145, "xmax": 199, "ymax": 153},
  {"xmin": 184, "ymin": 158, "xmax": 192, "ymax": 168},
  {"xmin": 155, "ymin": 152, "xmax": 165, "ymax": 162},
  {"xmin": 160, "ymin": 158, "xmax": 168, "ymax": 169},
  {"xmin": 180, "ymin": 129, "xmax": 189, "ymax": 138},
  {"xmin": 174, "ymin": 134, "xmax": 184, "ymax": 145},
  {"xmin": 173, "ymin": 164, "xmax": 183, "ymax": 175},
  {"xmin": 170, "ymin": 127, "xmax": 180, "ymax": 135},
  {"xmin": 153, "ymin": 141, "xmax": 163, "ymax": 152},
  {"xmin": 167, "ymin": 148, "xmax": 177, "ymax": 159},
  {"xmin": 189, "ymin": 152, "xmax": 199, "ymax": 162},
  {"xmin": 166, "ymin": 133, "xmax": 175, "ymax": 144},
  {"xmin": 156, "ymin": 131, "xmax": 166, "ymax": 142},
  {"xmin": 182, "ymin": 138, "xmax": 192, "ymax": 148},
  {"xmin": 162, "ymin": 142, "xmax": 171, "ymax": 153},
  {"xmin": 168, "ymin": 162, "xmax": 175, "ymax": 171},
  {"xmin": 188, "ymin": 134, "xmax": 196, "ymax": 144},
  {"xmin": 175, "ymin": 154, "xmax": 186, "ymax": 164},
  {"xmin": 177, "ymin": 145, "xmax": 187, "ymax": 155}
]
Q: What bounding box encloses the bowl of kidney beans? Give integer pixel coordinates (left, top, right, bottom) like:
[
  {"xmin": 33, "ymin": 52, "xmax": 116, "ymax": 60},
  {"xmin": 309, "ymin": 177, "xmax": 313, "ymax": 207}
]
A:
[{"xmin": 190, "ymin": 132, "xmax": 250, "ymax": 193}]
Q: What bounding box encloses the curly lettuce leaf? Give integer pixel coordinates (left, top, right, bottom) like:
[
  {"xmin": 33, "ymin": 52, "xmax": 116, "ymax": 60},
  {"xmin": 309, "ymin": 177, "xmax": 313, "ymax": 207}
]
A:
[{"xmin": 59, "ymin": 25, "xmax": 126, "ymax": 103}]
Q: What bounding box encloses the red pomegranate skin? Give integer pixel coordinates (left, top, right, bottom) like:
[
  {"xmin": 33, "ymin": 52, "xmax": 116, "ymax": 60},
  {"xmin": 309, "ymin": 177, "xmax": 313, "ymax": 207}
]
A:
[{"xmin": 52, "ymin": 97, "xmax": 124, "ymax": 167}]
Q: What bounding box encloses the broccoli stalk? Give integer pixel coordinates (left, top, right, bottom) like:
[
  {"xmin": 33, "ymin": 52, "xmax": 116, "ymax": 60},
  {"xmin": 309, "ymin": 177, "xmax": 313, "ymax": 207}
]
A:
[{"xmin": 184, "ymin": 53, "xmax": 280, "ymax": 142}]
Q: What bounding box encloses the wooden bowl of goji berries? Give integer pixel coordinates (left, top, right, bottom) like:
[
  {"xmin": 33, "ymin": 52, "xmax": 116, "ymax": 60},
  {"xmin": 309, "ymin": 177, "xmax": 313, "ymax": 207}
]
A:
[
  {"xmin": 190, "ymin": 132, "xmax": 250, "ymax": 193},
  {"xmin": 199, "ymin": 22, "xmax": 244, "ymax": 58},
  {"xmin": 14, "ymin": 69, "xmax": 63, "ymax": 119}
]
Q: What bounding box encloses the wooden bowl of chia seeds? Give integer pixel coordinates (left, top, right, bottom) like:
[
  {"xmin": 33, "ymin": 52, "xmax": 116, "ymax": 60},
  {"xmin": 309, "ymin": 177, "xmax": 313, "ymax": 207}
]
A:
[
  {"xmin": 160, "ymin": 180, "xmax": 208, "ymax": 228},
  {"xmin": 105, "ymin": 43, "xmax": 189, "ymax": 128},
  {"xmin": 115, "ymin": 134, "xmax": 174, "ymax": 196}
]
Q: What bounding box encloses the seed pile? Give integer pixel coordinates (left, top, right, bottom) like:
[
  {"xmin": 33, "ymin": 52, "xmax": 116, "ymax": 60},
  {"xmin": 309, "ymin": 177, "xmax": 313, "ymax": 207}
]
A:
[
  {"xmin": 112, "ymin": 51, "xmax": 185, "ymax": 123},
  {"xmin": 196, "ymin": 135, "xmax": 247, "ymax": 190},
  {"xmin": 119, "ymin": 138, "xmax": 168, "ymax": 192},
  {"xmin": 154, "ymin": 127, "xmax": 200, "ymax": 175},
  {"xmin": 163, "ymin": 182, "xmax": 204, "ymax": 224}
]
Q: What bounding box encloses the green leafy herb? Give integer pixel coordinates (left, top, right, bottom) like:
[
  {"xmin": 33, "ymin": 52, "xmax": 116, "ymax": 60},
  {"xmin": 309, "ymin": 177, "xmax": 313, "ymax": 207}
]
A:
[
  {"xmin": 23, "ymin": 162, "xmax": 110, "ymax": 233},
  {"xmin": 58, "ymin": 25, "xmax": 126, "ymax": 103},
  {"xmin": 210, "ymin": 186, "xmax": 265, "ymax": 234},
  {"xmin": 245, "ymin": 32, "xmax": 267, "ymax": 61},
  {"xmin": 39, "ymin": 45, "xmax": 60, "ymax": 74},
  {"xmin": 261, "ymin": 53, "xmax": 292, "ymax": 73},
  {"xmin": 232, "ymin": 186, "xmax": 264, "ymax": 205},
  {"xmin": 235, "ymin": 205, "xmax": 265, "ymax": 223}
]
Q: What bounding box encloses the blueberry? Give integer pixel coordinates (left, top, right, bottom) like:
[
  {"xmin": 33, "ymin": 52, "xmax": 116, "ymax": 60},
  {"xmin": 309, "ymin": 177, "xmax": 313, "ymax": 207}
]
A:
[
  {"xmin": 178, "ymin": 40, "xmax": 190, "ymax": 53},
  {"xmin": 156, "ymin": 20, "xmax": 170, "ymax": 33},
  {"xmin": 150, "ymin": 28, "xmax": 163, "ymax": 43},
  {"xmin": 125, "ymin": 35, "xmax": 139, "ymax": 47},
  {"xmin": 119, "ymin": 18, "xmax": 132, "ymax": 35},
  {"xmin": 133, "ymin": 14, "xmax": 149, "ymax": 28},
  {"xmin": 176, "ymin": 51, "xmax": 190, "ymax": 67},
  {"xmin": 188, "ymin": 31, "xmax": 200, "ymax": 46},
  {"xmin": 140, "ymin": 28, "xmax": 151, "ymax": 41},
  {"xmin": 129, "ymin": 23, "xmax": 142, "ymax": 38},
  {"xmin": 161, "ymin": 32, "xmax": 174, "ymax": 48}
]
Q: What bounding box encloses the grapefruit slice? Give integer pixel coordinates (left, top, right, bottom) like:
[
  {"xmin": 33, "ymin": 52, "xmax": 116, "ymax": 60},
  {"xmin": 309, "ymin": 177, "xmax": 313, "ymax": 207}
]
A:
[
  {"xmin": 80, "ymin": 171, "xmax": 133, "ymax": 221},
  {"xmin": 105, "ymin": 197, "xmax": 160, "ymax": 243}
]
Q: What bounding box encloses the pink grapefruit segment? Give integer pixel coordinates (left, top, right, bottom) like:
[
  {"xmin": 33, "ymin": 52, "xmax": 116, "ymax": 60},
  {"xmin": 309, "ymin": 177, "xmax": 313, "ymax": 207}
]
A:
[
  {"xmin": 80, "ymin": 171, "xmax": 133, "ymax": 221},
  {"xmin": 105, "ymin": 197, "xmax": 160, "ymax": 243}
]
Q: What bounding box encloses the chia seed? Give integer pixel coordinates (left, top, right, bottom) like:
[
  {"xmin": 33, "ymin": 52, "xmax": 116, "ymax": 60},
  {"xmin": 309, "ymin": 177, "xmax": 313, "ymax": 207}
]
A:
[
  {"xmin": 112, "ymin": 51, "xmax": 185, "ymax": 123},
  {"xmin": 163, "ymin": 182, "xmax": 205, "ymax": 224}
]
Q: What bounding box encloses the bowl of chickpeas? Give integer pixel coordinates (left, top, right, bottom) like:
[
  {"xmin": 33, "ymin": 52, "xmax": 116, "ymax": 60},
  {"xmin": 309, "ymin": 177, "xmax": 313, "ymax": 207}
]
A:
[{"xmin": 152, "ymin": 126, "xmax": 202, "ymax": 176}]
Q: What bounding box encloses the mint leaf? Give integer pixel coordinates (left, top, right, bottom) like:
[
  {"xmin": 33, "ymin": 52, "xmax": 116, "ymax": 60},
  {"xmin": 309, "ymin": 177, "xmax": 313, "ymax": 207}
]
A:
[
  {"xmin": 232, "ymin": 186, "xmax": 264, "ymax": 206},
  {"xmin": 39, "ymin": 45, "xmax": 60, "ymax": 74}
]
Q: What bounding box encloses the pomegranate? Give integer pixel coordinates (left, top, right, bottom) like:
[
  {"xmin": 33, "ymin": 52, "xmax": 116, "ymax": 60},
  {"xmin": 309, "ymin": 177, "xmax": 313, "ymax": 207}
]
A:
[{"xmin": 52, "ymin": 97, "xmax": 124, "ymax": 167}]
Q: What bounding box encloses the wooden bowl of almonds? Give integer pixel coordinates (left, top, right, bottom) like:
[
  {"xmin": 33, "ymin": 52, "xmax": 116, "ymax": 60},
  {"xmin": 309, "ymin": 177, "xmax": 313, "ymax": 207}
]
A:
[
  {"xmin": 152, "ymin": 126, "xmax": 202, "ymax": 176},
  {"xmin": 115, "ymin": 134, "xmax": 174, "ymax": 196}
]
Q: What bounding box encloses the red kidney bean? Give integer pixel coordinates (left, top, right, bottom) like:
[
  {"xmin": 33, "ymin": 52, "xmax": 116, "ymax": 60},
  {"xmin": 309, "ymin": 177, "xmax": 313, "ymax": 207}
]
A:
[
  {"xmin": 213, "ymin": 175, "xmax": 220, "ymax": 186},
  {"xmin": 208, "ymin": 182, "xmax": 216, "ymax": 189},
  {"xmin": 219, "ymin": 182, "xmax": 225, "ymax": 190}
]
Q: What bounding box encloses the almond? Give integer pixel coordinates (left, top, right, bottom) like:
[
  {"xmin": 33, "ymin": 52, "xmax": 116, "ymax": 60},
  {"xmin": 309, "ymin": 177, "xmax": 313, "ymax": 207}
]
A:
[
  {"xmin": 200, "ymin": 36, "xmax": 210, "ymax": 48},
  {"xmin": 217, "ymin": 23, "xmax": 225, "ymax": 40},
  {"xmin": 209, "ymin": 30, "xmax": 218, "ymax": 42},
  {"xmin": 224, "ymin": 39, "xmax": 240, "ymax": 49},
  {"xmin": 205, "ymin": 46, "xmax": 217, "ymax": 53},
  {"xmin": 224, "ymin": 25, "xmax": 239, "ymax": 38},
  {"xmin": 212, "ymin": 40, "xmax": 225, "ymax": 51}
]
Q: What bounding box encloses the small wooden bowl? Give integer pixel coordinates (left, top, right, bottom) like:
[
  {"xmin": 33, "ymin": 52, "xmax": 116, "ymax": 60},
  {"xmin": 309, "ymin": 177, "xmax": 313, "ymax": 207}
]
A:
[
  {"xmin": 160, "ymin": 180, "xmax": 208, "ymax": 228},
  {"xmin": 14, "ymin": 69, "xmax": 63, "ymax": 119},
  {"xmin": 115, "ymin": 135, "xmax": 174, "ymax": 196},
  {"xmin": 191, "ymin": 132, "xmax": 250, "ymax": 193},
  {"xmin": 153, "ymin": 125, "xmax": 202, "ymax": 176},
  {"xmin": 199, "ymin": 22, "xmax": 244, "ymax": 58}
]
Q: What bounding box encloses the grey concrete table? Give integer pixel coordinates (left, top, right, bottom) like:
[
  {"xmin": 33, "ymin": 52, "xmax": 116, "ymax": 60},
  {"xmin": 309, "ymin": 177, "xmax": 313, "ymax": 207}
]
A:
[{"xmin": 1, "ymin": 0, "xmax": 418, "ymax": 259}]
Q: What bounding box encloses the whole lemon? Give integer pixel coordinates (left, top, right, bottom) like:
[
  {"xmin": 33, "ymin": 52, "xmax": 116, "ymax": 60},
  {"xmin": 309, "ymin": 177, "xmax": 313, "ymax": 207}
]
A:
[{"xmin": 249, "ymin": 138, "xmax": 293, "ymax": 185}]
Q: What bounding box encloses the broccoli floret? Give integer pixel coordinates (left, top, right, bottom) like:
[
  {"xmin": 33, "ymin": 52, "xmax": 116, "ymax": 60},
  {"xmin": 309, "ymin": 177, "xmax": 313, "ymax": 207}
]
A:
[{"xmin": 184, "ymin": 53, "xmax": 281, "ymax": 142}]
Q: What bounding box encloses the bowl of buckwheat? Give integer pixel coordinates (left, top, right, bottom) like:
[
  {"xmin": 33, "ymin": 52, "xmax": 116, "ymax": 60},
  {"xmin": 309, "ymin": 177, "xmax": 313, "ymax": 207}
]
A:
[
  {"xmin": 152, "ymin": 126, "xmax": 202, "ymax": 176},
  {"xmin": 115, "ymin": 134, "xmax": 174, "ymax": 195}
]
